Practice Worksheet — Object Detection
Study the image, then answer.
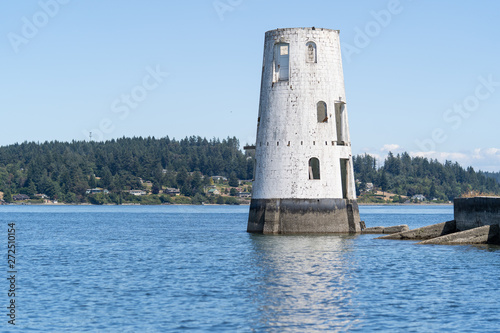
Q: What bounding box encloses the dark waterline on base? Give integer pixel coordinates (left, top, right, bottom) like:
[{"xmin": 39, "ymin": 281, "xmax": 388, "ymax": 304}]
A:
[{"xmin": 0, "ymin": 205, "xmax": 499, "ymax": 332}]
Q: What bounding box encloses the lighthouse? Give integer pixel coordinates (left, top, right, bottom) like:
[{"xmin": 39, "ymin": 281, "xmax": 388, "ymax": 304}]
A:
[{"xmin": 247, "ymin": 27, "xmax": 361, "ymax": 234}]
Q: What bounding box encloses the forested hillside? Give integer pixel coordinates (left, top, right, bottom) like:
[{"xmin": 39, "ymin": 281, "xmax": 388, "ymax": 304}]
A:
[
  {"xmin": 0, "ymin": 137, "xmax": 498, "ymax": 204},
  {"xmin": 483, "ymin": 171, "xmax": 500, "ymax": 184},
  {"xmin": 354, "ymin": 152, "xmax": 500, "ymax": 201},
  {"xmin": 0, "ymin": 136, "xmax": 253, "ymax": 203}
]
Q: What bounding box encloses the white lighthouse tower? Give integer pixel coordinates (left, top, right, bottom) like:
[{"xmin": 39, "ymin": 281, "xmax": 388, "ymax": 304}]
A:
[{"xmin": 247, "ymin": 27, "xmax": 361, "ymax": 234}]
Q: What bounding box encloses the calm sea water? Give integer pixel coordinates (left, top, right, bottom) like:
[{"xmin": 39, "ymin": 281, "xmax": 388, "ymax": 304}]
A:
[{"xmin": 1, "ymin": 204, "xmax": 499, "ymax": 332}]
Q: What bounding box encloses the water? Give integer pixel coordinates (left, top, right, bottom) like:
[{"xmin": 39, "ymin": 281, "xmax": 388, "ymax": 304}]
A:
[{"xmin": 1, "ymin": 205, "xmax": 499, "ymax": 332}]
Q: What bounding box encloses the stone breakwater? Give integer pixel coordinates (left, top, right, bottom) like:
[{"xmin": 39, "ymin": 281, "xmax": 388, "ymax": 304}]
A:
[{"xmin": 373, "ymin": 197, "xmax": 500, "ymax": 245}]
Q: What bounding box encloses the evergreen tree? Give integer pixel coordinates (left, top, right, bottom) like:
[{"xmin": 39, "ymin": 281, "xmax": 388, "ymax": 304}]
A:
[
  {"xmin": 228, "ymin": 172, "xmax": 239, "ymax": 187},
  {"xmin": 378, "ymin": 170, "xmax": 389, "ymax": 192},
  {"xmin": 100, "ymin": 167, "xmax": 113, "ymax": 189},
  {"xmin": 176, "ymin": 168, "xmax": 188, "ymax": 188},
  {"xmin": 3, "ymin": 189, "xmax": 12, "ymax": 203},
  {"xmin": 191, "ymin": 172, "xmax": 203, "ymax": 195},
  {"xmin": 27, "ymin": 180, "xmax": 37, "ymax": 196},
  {"xmin": 89, "ymin": 174, "xmax": 97, "ymax": 188}
]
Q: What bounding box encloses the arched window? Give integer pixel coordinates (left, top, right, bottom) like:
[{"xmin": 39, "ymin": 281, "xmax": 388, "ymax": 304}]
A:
[
  {"xmin": 309, "ymin": 158, "xmax": 320, "ymax": 180},
  {"xmin": 306, "ymin": 42, "xmax": 317, "ymax": 63},
  {"xmin": 317, "ymin": 101, "xmax": 328, "ymax": 123}
]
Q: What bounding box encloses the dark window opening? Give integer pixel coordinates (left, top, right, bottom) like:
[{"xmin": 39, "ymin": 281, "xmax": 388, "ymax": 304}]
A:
[
  {"xmin": 340, "ymin": 158, "xmax": 349, "ymax": 198},
  {"xmin": 253, "ymin": 159, "xmax": 257, "ymax": 181},
  {"xmin": 309, "ymin": 158, "xmax": 320, "ymax": 180},
  {"xmin": 317, "ymin": 101, "xmax": 328, "ymax": 123}
]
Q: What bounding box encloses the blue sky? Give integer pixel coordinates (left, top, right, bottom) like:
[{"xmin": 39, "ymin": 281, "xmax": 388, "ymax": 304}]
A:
[{"xmin": 1, "ymin": 0, "xmax": 499, "ymax": 171}]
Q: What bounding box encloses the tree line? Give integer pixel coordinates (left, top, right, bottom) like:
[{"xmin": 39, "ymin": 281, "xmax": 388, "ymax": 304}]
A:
[
  {"xmin": 354, "ymin": 152, "xmax": 500, "ymax": 200},
  {"xmin": 0, "ymin": 136, "xmax": 253, "ymax": 203},
  {"xmin": 0, "ymin": 137, "xmax": 498, "ymax": 203}
]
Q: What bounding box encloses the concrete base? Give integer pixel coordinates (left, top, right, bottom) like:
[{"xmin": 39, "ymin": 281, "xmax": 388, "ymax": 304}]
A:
[
  {"xmin": 417, "ymin": 225, "xmax": 500, "ymax": 245},
  {"xmin": 377, "ymin": 221, "xmax": 457, "ymax": 240},
  {"xmin": 247, "ymin": 198, "xmax": 361, "ymax": 234},
  {"xmin": 363, "ymin": 225, "xmax": 409, "ymax": 234}
]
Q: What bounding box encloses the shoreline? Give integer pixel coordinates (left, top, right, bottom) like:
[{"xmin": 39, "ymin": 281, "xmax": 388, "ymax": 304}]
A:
[
  {"xmin": 1, "ymin": 202, "xmax": 453, "ymax": 207},
  {"xmin": 357, "ymin": 202, "xmax": 452, "ymax": 206}
]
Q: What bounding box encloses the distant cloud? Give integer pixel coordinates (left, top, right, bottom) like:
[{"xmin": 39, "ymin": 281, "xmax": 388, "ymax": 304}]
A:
[
  {"xmin": 410, "ymin": 148, "xmax": 500, "ymax": 172},
  {"xmin": 411, "ymin": 151, "xmax": 468, "ymax": 161},
  {"xmin": 472, "ymin": 148, "xmax": 500, "ymax": 160},
  {"xmin": 380, "ymin": 144, "xmax": 401, "ymax": 152}
]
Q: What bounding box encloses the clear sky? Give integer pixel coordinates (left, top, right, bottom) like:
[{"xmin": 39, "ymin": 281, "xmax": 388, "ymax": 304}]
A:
[{"xmin": 1, "ymin": 0, "xmax": 499, "ymax": 171}]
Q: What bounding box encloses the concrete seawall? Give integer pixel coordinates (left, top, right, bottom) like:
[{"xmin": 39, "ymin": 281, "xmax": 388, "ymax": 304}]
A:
[{"xmin": 454, "ymin": 197, "xmax": 500, "ymax": 231}]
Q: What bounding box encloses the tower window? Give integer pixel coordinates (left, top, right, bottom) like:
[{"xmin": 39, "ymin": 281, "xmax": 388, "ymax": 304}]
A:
[
  {"xmin": 335, "ymin": 101, "xmax": 345, "ymax": 144},
  {"xmin": 274, "ymin": 43, "xmax": 290, "ymax": 81},
  {"xmin": 308, "ymin": 158, "xmax": 320, "ymax": 180},
  {"xmin": 340, "ymin": 158, "xmax": 349, "ymax": 198},
  {"xmin": 306, "ymin": 42, "xmax": 317, "ymax": 63},
  {"xmin": 317, "ymin": 101, "xmax": 328, "ymax": 123},
  {"xmin": 253, "ymin": 159, "xmax": 257, "ymax": 181}
]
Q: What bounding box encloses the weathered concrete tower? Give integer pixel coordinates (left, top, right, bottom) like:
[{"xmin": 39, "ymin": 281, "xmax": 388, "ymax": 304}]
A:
[{"xmin": 247, "ymin": 27, "xmax": 361, "ymax": 234}]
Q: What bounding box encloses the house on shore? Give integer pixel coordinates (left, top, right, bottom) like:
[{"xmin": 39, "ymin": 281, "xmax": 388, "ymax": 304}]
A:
[
  {"xmin": 13, "ymin": 194, "xmax": 30, "ymax": 201},
  {"xmin": 207, "ymin": 188, "xmax": 220, "ymax": 196},
  {"xmin": 211, "ymin": 176, "xmax": 227, "ymax": 183},
  {"xmin": 164, "ymin": 188, "xmax": 180, "ymax": 196},
  {"xmin": 86, "ymin": 188, "xmax": 109, "ymax": 195},
  {"xmin": 411, "ymin": 194, "xmax": 426, "ymax": 202},
  {"xmin": 129, "ymin": 190, "xmax": 147, "ymax": 196}
]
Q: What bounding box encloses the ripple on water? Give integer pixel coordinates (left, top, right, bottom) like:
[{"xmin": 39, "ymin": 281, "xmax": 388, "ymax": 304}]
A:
[{"xmin": 2, "ymin": 205, "xmax": 499, "ymax": 332}]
